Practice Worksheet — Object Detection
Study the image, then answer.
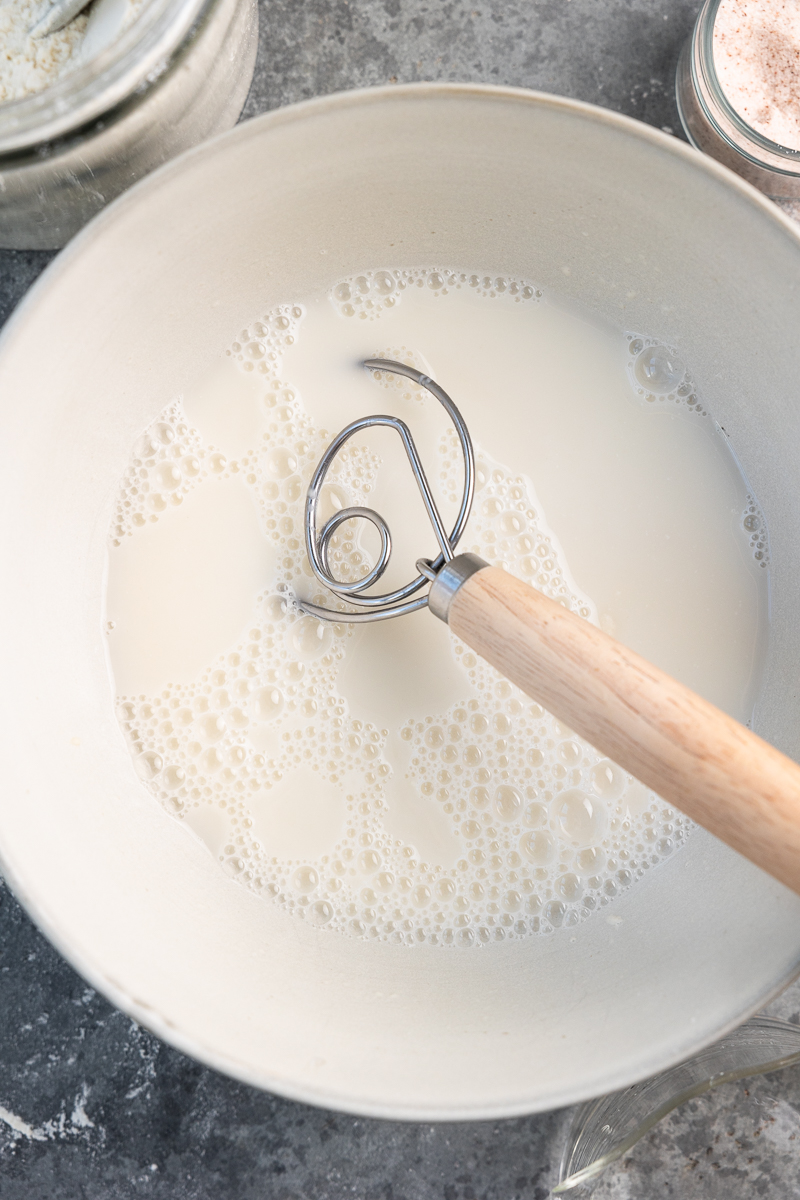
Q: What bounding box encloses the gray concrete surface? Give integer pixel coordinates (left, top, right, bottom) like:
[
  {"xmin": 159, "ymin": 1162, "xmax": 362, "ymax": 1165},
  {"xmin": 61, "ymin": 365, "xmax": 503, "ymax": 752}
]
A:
[{"xmin": 2, "ymin": 0, "xmax": 800, "ymax": 1195}]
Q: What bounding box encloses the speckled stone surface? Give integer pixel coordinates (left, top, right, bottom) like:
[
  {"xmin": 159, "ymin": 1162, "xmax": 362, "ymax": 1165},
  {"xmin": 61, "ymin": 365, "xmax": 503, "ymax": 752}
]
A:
[{"xmin": 2, "ymin": 1, "xmax": 800, "ymax": 1196}]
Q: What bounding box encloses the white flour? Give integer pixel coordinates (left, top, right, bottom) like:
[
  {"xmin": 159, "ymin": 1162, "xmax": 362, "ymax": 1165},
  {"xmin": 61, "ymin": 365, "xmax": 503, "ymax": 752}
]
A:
[
  {"xmin": 0, "ymin": 0, "xmax": 148, "ymax": 104},
  {"xmin": 0, "ymin": 0, "xmax": 87, "ymax": 103}
]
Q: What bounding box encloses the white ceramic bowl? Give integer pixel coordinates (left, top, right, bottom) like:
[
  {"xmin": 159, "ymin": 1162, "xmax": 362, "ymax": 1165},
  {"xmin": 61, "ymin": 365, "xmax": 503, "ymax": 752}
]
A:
[{"xmin": 2, "ymin": 84, "xmax": 800, "ymax": 1120}]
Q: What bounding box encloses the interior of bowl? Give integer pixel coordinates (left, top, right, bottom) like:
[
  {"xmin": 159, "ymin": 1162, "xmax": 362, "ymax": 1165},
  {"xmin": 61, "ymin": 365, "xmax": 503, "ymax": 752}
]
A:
[{"xmin": 1, "ymin": 84, "xmax": 800, "ymax": 1120}]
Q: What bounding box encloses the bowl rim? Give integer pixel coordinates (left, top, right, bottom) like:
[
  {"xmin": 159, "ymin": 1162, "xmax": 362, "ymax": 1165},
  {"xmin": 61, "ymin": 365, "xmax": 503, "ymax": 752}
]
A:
[{"xmin": 2, "ymin": 81, "xmax": 800, "ymax": 1120}]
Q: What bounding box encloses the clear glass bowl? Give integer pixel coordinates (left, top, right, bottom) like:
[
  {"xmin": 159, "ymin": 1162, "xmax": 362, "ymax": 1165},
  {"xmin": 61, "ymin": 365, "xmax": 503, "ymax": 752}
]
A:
[
  {"xmin": 676, "ymin": 0, "xmax": 800, "ymax": 199},
  {"xmin": 556, "ymin": 1016, "xmax": 800, "ymax": 1193},
  {"xmin": 0, "ymin": 0, "xmax": 258, "ymax": 248}
]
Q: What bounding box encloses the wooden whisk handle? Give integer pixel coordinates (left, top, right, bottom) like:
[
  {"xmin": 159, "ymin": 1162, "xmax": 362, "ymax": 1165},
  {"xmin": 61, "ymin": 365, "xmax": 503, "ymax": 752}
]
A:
[{"xmin": 430, "ymin": 556, "xmax": 800, "ymax": 895}]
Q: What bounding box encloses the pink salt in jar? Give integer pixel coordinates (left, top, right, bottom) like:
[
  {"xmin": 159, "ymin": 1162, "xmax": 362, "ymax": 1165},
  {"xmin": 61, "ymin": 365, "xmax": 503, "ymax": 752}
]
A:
[{"xmin": 676, "ymin": 0, "xmax": 800, "ymax": 200}]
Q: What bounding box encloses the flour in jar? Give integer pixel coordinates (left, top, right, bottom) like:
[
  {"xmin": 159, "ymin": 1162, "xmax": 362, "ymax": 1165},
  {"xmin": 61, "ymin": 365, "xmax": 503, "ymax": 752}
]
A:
[
  {"xmin": 104, "ymin": 268, "xmax": 769, "ymax": 947},
  {"xmin": 0, "ymin": 0, "xmax": 148, "ymax": 104}
]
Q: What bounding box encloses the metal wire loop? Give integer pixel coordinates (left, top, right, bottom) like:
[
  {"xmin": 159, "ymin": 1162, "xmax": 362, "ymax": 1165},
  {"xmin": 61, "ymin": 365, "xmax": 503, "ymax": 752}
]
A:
[
  {"xmin": 317, "ymin": 505, "xmax": 392, "ymax": 596},
  {"xmin": 300, "ymin": 359, "xmax": 475, "ymax": 623}
]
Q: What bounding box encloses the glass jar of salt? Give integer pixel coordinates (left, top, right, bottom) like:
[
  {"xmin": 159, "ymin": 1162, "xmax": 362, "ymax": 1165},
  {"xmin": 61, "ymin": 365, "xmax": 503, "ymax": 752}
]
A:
[
  {"xmin": 677, "ymin": 0, "xmax": 800, "ymax": 199},
  {"xmin": 0, "ymin": 0, "xmax": 257, "ymax": 249}
]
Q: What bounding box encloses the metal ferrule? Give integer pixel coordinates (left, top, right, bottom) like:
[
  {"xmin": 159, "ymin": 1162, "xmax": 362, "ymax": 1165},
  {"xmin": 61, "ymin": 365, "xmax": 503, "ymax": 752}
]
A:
[{"xmin": 428, "ymin": 553, "xmax": 488, "ymax": 624}]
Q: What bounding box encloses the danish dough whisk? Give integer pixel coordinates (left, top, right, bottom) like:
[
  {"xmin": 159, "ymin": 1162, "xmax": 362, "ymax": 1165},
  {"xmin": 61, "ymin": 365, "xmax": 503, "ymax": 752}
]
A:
[{"xmin": 299, "ymin": 358, "xmax": 800, "ymax": 897}]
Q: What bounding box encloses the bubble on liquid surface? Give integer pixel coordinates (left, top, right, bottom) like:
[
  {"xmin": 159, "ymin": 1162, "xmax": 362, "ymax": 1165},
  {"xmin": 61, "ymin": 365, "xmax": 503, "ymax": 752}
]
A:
[
  {"xmin": 742, "ymin": 495, "xmax": 770, "ymax": 567},
  {"xmin": 494, "ymin": 785, "xmax": 523, "ymax": 822},
  {"xmin": 634, "ymin": 345, "xmax": 686, "ymax": 394},
  {"xmin": 293, "ymin": 865, "xmax": 319, "ymax": 893},
  {"xmin": 520, "ymin": 830, "xmax": 556, "ymax": 865},
  {"xmin": 291, "ymin": 617, "xmax": 332, "ymax": 661},
  {"xmin": 109, "ymin": 267, "xmax": 709, "ymax": 948},
  {"xmin": 266, "ymin": 446, "xmax": 298, "ymax": 479},
  {"xmin": 251, "ymin": 686, "xmax": 284, "ymax": 721},
  {"xmin": 307, "ymin": 900, "xmax": 334, "ymax": 926},
  {"xmin": 135, "ymin": 750, "xmax": 162, "ymax": 779},
  {"xmin": 554, "ymin": 789, "xmax": 607, "ymax": 847},
  {"xmin": 590, "ymin": 759, "xmax": 625, "ymax": 800},
  {"xmin": 626, "ymin": 333, "xmax": 705, "ymax": 415}
]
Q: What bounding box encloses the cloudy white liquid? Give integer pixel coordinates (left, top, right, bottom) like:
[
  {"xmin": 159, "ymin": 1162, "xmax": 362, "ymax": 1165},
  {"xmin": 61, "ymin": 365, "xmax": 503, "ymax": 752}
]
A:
[{"xmin": 105, "ymin": 268, "xmax": 769, "ymax": 946}]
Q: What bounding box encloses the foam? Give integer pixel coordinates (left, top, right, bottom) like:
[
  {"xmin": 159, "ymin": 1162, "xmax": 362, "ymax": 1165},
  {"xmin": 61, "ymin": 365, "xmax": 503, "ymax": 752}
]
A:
[{"xmin": 105, "ymin": 266, "xmax": 766, "ymax": 947}]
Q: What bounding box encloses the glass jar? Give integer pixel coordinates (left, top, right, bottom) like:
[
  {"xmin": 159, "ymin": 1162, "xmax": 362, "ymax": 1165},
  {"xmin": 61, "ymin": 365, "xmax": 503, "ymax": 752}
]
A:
[
  {"xmin": 676, "ymin": 0, "xmax": 800, "ymax": 199},
  {"xmin": 556, "ymin": 1016, "xmax": 800, "ymax": 1193},
  {"xmin": 0, "ymin": 0, "xmax": 258, "ymax": 249}
]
